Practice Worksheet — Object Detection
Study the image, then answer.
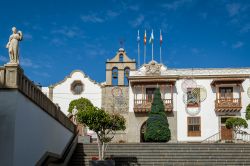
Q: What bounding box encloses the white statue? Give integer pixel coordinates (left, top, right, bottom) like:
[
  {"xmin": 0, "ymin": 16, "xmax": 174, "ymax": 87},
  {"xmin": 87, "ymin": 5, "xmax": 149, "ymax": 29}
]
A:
[
  {"xmin": 6, "ymin": 27, "xmax": 23, "ymax": 64},
  {"xmin": 72, "ymin": 106, "xmax": 78, "ymax": 124}
]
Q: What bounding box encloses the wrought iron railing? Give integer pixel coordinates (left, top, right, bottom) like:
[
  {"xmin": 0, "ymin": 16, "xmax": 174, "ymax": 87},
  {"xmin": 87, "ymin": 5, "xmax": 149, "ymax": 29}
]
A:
[
  {"xmin": 134, "ymin": 99, "xmax": 173, "ymax": 112},
  {"xmin": 202, "ymin": 132, "xmax": 221, "ymax": 143},
  {"xmin": 235, "ymin": 130, "xmax": 250, "ymax": 143}
]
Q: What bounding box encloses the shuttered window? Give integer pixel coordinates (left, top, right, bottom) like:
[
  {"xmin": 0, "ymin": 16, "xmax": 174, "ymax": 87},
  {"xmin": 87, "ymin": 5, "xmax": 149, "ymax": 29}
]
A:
[{"xmin": 187, "ymin": 117, "xmax": 201, "ymax": 137}]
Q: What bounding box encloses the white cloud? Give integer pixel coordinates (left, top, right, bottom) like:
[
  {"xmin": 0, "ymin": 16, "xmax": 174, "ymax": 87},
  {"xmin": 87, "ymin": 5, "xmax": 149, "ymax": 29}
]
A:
[
  {"xmin": 20, "ymin": 58, "xmax": 40, "ymax": 68},
  {"xmin": 0, "ymin": 55, "xmax": 8, "ymax": 63},
  {"xmin": 81, "ymin": 14, "xmax": 105, "ymax": 23},
  {"xmin": 81, "ymin": 10, "xmax": 122, "ymax": 23},
  {"xmin": 162, "ymin": 0, "xmax": 193, "ymax": 10},
  {"xmin": 51, "ymin": 26, "xmax": 82, "ymax": 38},
  {"xmin": 130, "ymin": 14, "xmax": 144, "ymax": 27},
  {"xmin": 50, "ymin": 38, "xmax": 65, "ymax": 46},
  {"xmin": 191, "ymin": 48, "xmax": 199, "ymax": 54},
  {"xmin": 232, "ymin": 41, "xmax": 244, "ymax": 49},
  {"xmin": 33, "ymin": 71, "xmax": 50, "ymax": 77},
  {"xmin": 24, "ymin": 33, "xmax": 33, "ymax": 40},
  {"xmin": 106, "ymin": 10, "xmax": 120, "ymax": 18},
  {"xmin": 128, "ymin": 5, "xmax": 140, "ymax": 11},
  {"xmin": 226, "ymin": 3, "xmax": 241, "ymax": 17},
  {"xmin": 240, "ymin": 23, "xmax": 250, "ymax": 33}
]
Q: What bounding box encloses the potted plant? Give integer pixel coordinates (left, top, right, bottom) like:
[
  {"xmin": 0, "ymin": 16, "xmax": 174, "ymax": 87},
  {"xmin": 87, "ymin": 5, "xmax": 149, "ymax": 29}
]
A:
[
  {"xmin": 77, "ymin": 106, "xmax": 126, "ymax": 165},
  {"xmin": 225, "ymin": 117, "xmax": 248, "ymax": 142}
]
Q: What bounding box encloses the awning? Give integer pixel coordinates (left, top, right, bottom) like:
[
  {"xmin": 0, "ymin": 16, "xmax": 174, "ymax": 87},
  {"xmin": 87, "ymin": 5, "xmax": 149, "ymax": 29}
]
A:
[{"xmin": 211, "ymin": 78, "xmax": 245, "ymax": 86}]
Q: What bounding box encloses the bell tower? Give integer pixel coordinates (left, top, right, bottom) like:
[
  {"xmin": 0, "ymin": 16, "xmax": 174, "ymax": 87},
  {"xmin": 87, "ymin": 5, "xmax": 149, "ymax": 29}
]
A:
[
  {"xmin": 106, "ymin": 48, "xmax": 136, "ymax": 86},
  {"xmin": 102, "ymin": 48, "xmax": 136, "ymax": 116}
]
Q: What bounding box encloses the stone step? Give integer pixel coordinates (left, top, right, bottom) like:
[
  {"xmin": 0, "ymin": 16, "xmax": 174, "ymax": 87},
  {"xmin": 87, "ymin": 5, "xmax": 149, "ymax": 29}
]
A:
[{"xmin": 69, "ymin": 143, "xmax": 250, "ymax": 166}]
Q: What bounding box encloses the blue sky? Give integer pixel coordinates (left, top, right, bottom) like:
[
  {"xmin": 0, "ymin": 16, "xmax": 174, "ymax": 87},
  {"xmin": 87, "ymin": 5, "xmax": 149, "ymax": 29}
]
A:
[{"xmin": 0, "ymin": 0, "xmax": 250, "ymax": 86}]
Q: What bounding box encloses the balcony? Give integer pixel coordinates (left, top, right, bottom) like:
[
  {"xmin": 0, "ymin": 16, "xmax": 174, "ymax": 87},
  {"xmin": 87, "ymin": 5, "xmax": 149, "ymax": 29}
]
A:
[
  {"xmin": 134, "ymin": 99, "xmax": 173, "ymax": 113},
  {"xmin": 215, "ymin": 98, "xmax": 242, "ymax": 112}
]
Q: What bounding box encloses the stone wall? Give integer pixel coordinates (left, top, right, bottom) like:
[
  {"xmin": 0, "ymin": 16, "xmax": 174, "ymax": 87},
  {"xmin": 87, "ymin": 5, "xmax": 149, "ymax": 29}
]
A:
[
  {"xmin": 0, "ymin": 64, "xmax": 75, "ymax": 132},
  {"xmin": 101, "ymin": 86, "xmax": 129, "ymax": 113},
  {"xmin": 0, "ymin": 64, "xmax": 76, "ymax": 166}
]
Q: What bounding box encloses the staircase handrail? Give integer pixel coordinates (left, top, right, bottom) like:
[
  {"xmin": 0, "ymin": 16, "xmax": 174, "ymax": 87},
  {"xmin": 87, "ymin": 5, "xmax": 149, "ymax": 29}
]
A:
[{"xmin": 202, "ymin": 131, "xmax": 221, "ymax": 143}]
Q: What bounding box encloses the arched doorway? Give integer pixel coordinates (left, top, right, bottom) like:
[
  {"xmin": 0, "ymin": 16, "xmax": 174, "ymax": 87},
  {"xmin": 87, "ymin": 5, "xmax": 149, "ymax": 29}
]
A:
[{"xmin": 140, "ymin": 121, "xmax": 147, "ymax": 142}]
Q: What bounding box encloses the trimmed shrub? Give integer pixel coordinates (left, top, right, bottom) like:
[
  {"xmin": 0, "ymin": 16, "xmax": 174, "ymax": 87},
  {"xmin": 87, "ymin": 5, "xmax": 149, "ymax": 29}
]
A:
[
  {"xmin": 144, "ymin": 88, "xmax": 171, "ymax": 142},
  {"xmin": 246, "ymin": 104, "xmax": 250, "ymax": 120}
]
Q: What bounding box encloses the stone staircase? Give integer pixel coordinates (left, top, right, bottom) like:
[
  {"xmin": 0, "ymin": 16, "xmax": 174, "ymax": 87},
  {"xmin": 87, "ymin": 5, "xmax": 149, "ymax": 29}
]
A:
[{"xmin": 69, "ymin": 143, "xmax": 250, "ymax": 165}]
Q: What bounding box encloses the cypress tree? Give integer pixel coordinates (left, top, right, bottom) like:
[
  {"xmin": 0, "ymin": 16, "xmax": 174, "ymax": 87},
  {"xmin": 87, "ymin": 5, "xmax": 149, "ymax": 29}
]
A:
[
  {"xmin": 246, "ymin": 104, "xmax": 250, "ymax": 120},
  {"xmin": 144, "ymin": 88, "xmax": 171, "ymax": 142}
]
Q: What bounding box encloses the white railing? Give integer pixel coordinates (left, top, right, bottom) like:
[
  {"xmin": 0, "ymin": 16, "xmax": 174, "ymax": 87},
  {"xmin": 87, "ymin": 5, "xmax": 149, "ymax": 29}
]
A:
[{"xmin": 235, "ymin": 130, "xmax": 250, "ymax": 143}]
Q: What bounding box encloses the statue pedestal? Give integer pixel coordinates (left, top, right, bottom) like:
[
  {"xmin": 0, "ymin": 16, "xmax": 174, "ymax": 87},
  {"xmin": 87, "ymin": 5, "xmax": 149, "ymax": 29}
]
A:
[{"xmin": 4, "ymin": 63, "xmax": 23, "ymax": 88}]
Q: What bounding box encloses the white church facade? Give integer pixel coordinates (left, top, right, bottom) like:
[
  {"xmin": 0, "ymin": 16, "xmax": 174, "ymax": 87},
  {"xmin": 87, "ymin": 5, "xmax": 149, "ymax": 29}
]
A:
[
  {"xmin": 42, "ymin": 48, "xmax": 250, "ymax": 143},
  {"xmin": 42, "ymin": 70, "xmax": 102, "ymax": 115}
]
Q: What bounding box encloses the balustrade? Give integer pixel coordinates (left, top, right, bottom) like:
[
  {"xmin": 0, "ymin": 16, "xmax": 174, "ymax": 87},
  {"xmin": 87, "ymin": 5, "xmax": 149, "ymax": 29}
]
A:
[
  {"xmin": 134, "ymin": 99, "xmax": 173, "ymax": 113},
  {"xmin": 0, "ymin": 64, "xmax": 75, "ymax": 132}
]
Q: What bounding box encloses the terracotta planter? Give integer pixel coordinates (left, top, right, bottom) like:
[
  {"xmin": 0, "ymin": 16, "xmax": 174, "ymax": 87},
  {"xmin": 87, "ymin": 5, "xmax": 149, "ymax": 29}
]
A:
[{"xmin": 89, "ymin": 160, "xmax": 115, "ymax": 166}]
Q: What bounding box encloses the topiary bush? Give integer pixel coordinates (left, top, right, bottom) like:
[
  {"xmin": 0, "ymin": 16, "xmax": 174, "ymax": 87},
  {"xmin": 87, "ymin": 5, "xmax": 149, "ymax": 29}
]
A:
[
  {"xmin": 226, "ymin": 117, "xmax": 248, "ymax": 141},
  {"xmin": 144, "ymin": 88, "xmax": 171, "ymax": 142},
  {"xmin": 246, "ymin": 104, "xmax": 250, "ymax": 120}
]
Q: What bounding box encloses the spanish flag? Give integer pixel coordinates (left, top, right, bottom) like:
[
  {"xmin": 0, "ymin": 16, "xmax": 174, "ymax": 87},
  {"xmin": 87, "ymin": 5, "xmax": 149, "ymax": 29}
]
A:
[{"xmin": 144, "ymin": 30, "xmax": 146, "ymax": 45}]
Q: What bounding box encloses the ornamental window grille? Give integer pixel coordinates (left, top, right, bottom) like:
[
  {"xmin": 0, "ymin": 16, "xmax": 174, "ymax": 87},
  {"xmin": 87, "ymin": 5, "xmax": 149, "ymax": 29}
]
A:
[{"xmin": 71, "ymin": 81, "xmax": 84, "ymax": 95}]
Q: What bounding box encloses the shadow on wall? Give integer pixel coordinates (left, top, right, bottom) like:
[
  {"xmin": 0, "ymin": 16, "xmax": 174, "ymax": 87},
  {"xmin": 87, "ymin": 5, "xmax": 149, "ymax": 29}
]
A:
[{"xmin": 108, "ymin": 155, "xmax": 140, "ymax": 166}]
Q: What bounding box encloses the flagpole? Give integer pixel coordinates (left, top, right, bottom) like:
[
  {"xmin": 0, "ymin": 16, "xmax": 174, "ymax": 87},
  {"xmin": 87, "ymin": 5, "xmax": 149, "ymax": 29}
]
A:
[
  {"xmin": 144, "ymin": 30, "xmax": 146, "ymax": 64},
  {"xmin": 137, "ymin": 30, "xmax": 140, "ymax": 67},
  {"xmin": 160, "ymin": 29, "xmax": 163, "ymax": 63},
  {"xmin": 160, "ymin": 29, "xmax": 162, "ymax": 63},
  {"xmin": 138, "ymin": 41, "xmax": 140, "ymax": 67},
  {"xmin": 160, "ymin": 45, "xmax": 162, "ymax": 63},
  {"xmin": 151, "ymin": 29, "xmax": 154, "ymax": 61},
  {"xmin": 152, "ymin": 42, "xmax": 153, "ymax": 61}
]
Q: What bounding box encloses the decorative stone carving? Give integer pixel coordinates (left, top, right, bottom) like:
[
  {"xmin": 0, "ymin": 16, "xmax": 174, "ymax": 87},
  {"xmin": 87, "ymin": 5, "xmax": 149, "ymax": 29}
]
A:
[
  {"xmin": 144, "ymin": 60, "xmax": 162, "ymax": 75},
  {"xmin": 132, "ymin": 66, "xmax": 250, "ymax": 77},
  {"xmin": 6, "ymin": 27, "xmax": 23, "ymax": 64}
]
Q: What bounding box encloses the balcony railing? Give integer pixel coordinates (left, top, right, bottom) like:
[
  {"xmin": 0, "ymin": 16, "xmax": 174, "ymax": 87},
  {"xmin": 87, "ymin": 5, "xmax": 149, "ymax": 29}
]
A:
[
  {"xmin": 134, "ymin": 99, "xmax": 173, "ymax": 113},
  {"xmin": 215, "ymin": 98, "xmax": 242, "ymax": 112}
]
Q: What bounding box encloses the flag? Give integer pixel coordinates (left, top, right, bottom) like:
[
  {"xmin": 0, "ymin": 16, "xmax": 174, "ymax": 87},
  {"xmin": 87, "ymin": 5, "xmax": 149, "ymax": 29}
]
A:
[
  {"xmin": 143, "ymin": 30, "xmax": 146, "ymax": 45},
  {"xmin": 149, "ymin": 30, "xmax": 154, "ymax": 44},
  {"xmin": 137, "ymin": 30, "xmax": 140, "ymax": 42},
  {"xmin": 160, "ymin": 30, "xmax": 163, "ymax": 45}
]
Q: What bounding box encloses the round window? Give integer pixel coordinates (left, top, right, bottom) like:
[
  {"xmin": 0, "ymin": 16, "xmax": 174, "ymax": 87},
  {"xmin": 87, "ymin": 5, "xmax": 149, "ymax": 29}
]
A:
[{"xmin": 71, "ymin": 81, "xmax": 84, "ymax": 95}]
